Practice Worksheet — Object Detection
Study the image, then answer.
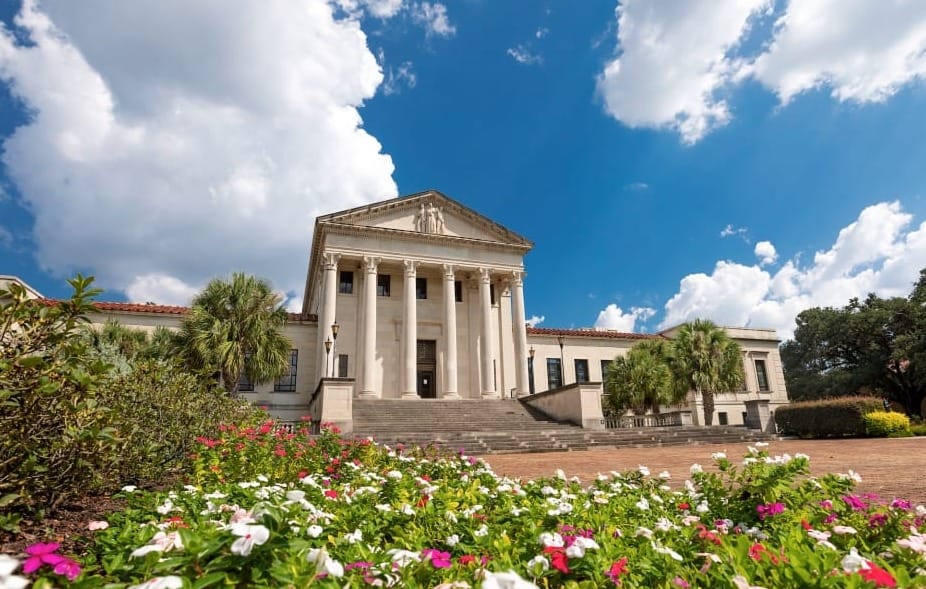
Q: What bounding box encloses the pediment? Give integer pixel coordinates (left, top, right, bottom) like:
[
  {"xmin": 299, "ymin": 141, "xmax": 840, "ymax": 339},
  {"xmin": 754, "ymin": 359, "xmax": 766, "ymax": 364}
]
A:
[{"xmin": 317, "ymin": 190, "xmax": 532, "ymax": 247}]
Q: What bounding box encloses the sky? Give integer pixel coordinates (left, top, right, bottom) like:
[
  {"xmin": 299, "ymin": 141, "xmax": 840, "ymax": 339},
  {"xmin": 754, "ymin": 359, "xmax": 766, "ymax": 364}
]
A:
[{"xmin": 2, "ymin": 0, "xmax": 926, "ymax": 340}]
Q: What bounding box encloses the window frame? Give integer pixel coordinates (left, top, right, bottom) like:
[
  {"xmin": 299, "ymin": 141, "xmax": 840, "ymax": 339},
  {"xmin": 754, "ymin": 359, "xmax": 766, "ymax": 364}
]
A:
[
  {"xmin": 274, "ymin": 349, "xmax": 298, "ymax": 392},
  {"xmin": 338, "ymin": 270, "xmax": 354, "ymax": 295},
  {"xmin": 754, "ymin": 359, "xmax": 770, "ymax": 392},
  {"xmin": 574, "ymin": 359, "xmax": 589, "ymax": 383},
  {"xmin": 337, "ymin": 354, "xmax": 349, "ymax": 378},
  {"xmin": 547, "ymin": 358, "xmax": 563, "ymax": 390},
  {"xmin": 377, "ymin": 274, "xmax": 391, "ymax": 297}
]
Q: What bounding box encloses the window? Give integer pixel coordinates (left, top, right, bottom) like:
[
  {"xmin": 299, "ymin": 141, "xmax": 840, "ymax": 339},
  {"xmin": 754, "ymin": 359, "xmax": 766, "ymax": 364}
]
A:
[
  {"xmin": 718, "ymin": 412, "xmax": 729, "ymax": 425},
  {"xmin": 339, "ymin": 271, "xmax": 353, "ymax": 294},
  {"xmin": 454, "ymin": 280, "xmax": 463, "ymax": 302},
  {"xmin": 238, "ymin": 352, "xmax": 254, "ymax": 392},
  {"xmin": 337, "ymin": 354, "xmax": 348, "ymax": 378},
  {"xmin": 274, "ymin": 350, "xmax": 298, "ymax": 392},
  {"xmin": 754, "ymin": 359, "xmax": 770, "ymax": 391},
  {"xmin": 575, "ymin": 359, "xmax": 589, "ymax": 383},
  {"xmin": 490, "ymin": 284, "xmax": 496, "ymax": 305},
  {"xmin": 416, "ymin": 277, "xmax": 427, "ymax": 299},
  {"xmin": 377, "ymin": 274, "xmax": 391, "ymax": 297},
  {"xmin": 600, "ymin": 359, "xmax": 612, "ymax": 381},
  {"xmin": 547, "ymin": 358, "xmax": 562, "ymax": 390}
]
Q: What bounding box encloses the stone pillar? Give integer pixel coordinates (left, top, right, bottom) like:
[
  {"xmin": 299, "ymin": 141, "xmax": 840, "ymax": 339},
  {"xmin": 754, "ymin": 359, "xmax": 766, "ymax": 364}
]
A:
[
  {"xmin": 358, "ymin": 256, "xmax": 379, "ymax": 398},
  {"xmin": 478, "ymin": 268, "xmax": 499, "ymax": 399},
  {"xmin": 317, "ymin": 252, "xmax": 340, "ymax": 384},
  {"xmin": 442, "ymin": 264, "xmax": 459, "ymax": 399},
  {"xmin": 402, "ymin": 260, "xmax": 419, "ymax": 398},
  {"xmin": 510, "ymin": 272, "xmax": 530, "ymax": 397}
]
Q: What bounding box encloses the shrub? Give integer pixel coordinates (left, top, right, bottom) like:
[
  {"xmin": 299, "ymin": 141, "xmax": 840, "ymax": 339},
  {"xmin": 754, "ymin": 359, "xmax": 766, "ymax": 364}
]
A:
[
  {"xmin": 863, "ymin": 411, "xmax": 913, "ymax": 437},
  {"xmin": 912, "ymin": 423, "xmax": 926, "ymax": 436},
  {"xmin": 773, "ymin": 396, "xmax": 884, "ymax": 438}
]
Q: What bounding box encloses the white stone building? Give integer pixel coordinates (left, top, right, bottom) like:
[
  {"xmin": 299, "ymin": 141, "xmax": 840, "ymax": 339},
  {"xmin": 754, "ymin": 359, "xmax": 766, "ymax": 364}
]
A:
[{"xmin": 5, "ymin": 190, "xmax": 789, "ymax": 428}]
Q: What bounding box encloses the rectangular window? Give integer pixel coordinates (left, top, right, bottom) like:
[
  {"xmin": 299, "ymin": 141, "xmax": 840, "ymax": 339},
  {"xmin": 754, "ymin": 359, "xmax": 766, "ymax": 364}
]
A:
[
  {"xmin": 416, "ymin": 277, "xmax": 427, "ymax": 299},
  {"xmin": 339, "ymin": 270, "xmax": 353, "ymax": 294},
  {"xmin": 454, "ymin": 280, "xmax": 463, "ymax": 302},
  {"xmin": 547, "ymin": 358, "xmax": 562, "ymax": 390},
  {"xmin": 274, "ymin": 349, "xmax": 298, "ymax": 392},
  {"xmin": 754, "ymin": 359, "xmax": 770, "ymax": 391},
  {"xmin": 337, "ymin": 354, "xmax": 348, "ymax": 378},
  {"xmin": 718, "ymin": 412, "xmax": 729, "ymax": 426},
  {"xmin": 490, "ymin": 284, "xmax": 496, "ymax": 305},
  {"xmin": 238, "ymin": 352, "xmax": 254, "ymax": 392},
  {"xmin": 377, "ymin": 274, "xmax": 391, "ymax": 297},
  {"xmin": 601, "ymin": 359, "xmax": 612, "ymax": 381},
  {"xmin": 575, "ymin": 359, "xmax": 589, "ymax": 383}
]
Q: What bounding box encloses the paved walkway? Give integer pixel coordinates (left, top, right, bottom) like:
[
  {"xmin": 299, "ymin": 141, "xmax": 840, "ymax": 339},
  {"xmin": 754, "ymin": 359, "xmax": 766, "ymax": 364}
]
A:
[{"xmin": 481, "ymin": 437, "xmax": 926, "ymax": 505}]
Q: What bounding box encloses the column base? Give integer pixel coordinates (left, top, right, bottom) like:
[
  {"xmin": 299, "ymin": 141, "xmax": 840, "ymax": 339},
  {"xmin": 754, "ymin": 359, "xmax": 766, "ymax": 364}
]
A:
[
  {"xmin": 441, "ymin": 392, "xmax": 461, "ymax": 400},
  {"xmin": 401, "ymin": 391, "xmax": 420, "ymax": 399},
  {"xmin": 481, "ymin": 390, "xmax": 501, "ymax": 400},
  {"xmin": 356, "ymin": 390, "xmax": 380, "ymax": 399}
]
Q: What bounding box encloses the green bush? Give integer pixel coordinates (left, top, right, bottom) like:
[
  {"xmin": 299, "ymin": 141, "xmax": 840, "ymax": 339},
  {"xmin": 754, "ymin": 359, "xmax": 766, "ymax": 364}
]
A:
[
  {"xmin": 861, "ymin": 410, "xmax": 912, "ymax": 437},
  {"xmin": 774, "ymin": 396, "xmax": 884, "ymax": 438},
  {"xmin": 912, "ymin": 423, "xmax": 926, "ymax": 436}
]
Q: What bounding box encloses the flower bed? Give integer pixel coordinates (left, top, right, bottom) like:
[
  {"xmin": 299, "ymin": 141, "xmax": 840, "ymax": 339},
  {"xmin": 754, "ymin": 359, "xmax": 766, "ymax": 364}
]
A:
[{"xmin": 5, "ymin": 421, "xmax": 926, "ymax": 588}]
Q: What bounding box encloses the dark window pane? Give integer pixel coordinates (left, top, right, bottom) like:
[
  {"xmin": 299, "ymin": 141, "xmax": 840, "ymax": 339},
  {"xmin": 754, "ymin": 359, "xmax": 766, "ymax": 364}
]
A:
[
  {"xmin": 339, "ymin": 271, "xmax": 353, "ymax": 294},
  {"xmin": 454, "ymin": 280, "xmax": 463, "ymax": 302},
  {"xmin": 239, "ymin": 351, "xmax": 255, "ymax": 392},
  {"xmin": 601, "ymin": 359, "xmax": 612, "ymax": 381},
  {"xmin": 274, "ymin": 349, "xmax": 298, "ymax": 392},
  {"xmin": 575, "ymin": 359, "xmax": 589, "ymax": 383},
  {"xmin": 490, "ymin": 284, "xmax": 496, "ymax": 305},
  {"xmin": 416, "ymin": 277, "xmax": 427, "ymax": 299},
  {"xmin": 547, "ymin": 358, "xmax": 562, "ymax": 390},
  {"xmin": 755, "ymin": 359, "xmax": 769, "ymax": 391},
  {"xmin": 718, "ymin": 412, "xmax": 729, "ymax": 425},
  {"xmin": 337, "ymin": 354, "xmax": 348, "ymax": 378},
  {"xmin": 377, "ymin": 274, "xmax": 390, "ymax": 297}
]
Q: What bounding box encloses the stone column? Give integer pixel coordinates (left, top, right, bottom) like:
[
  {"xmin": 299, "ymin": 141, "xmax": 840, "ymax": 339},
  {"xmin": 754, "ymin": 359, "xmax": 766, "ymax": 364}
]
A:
[
  {"xmin": 442, "ymin": 264, "xmax": 459, "ymax": 399},
  {"xmin": 402, "ymin": 260, "xmax": 419, "ymax": 398},
  {"xmin": 317, "ymin": 252, "xmax": 340, "ymax": 384},
  {"xmin": 510, "ymin": 272, "xmax": 530, "ymax": 397},
  {"xmin": 358, "ymin": 256, "xmax": 379, "ymax": 398},
  {"xmin": 478, "ymin": 268, "xmax": 499, "ymax": 398}
]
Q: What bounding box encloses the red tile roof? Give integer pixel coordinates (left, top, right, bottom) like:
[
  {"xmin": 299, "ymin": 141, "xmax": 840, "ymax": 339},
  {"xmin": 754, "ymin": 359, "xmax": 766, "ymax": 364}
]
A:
[
  {"xmin": 527, "ymin": 326, "xmax": 660, "ymax": 340},
  {"xmin": 43, "ymin": 299, "xmax": 317, "ymax": 322}
]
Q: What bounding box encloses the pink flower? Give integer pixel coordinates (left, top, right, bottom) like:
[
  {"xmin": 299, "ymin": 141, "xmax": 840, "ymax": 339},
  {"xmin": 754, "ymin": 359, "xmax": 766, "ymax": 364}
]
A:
[
  {"xmin": 22, "ymin": 543, "xmax": 81, "ymax": 581},
  {"xmin": 756, "ymin": 502, "xmax": 785, "ymax": 520},
  {"xmin": 672, "ymin": 577, "xmax": 690, "ymax": 588},
  {"xmin": 606, "ymin": 557, "xmax": 628, "ymax": 585},
  {"xmin": 422, "ymin": 548, "xmax": 453, "ymax": 568}
]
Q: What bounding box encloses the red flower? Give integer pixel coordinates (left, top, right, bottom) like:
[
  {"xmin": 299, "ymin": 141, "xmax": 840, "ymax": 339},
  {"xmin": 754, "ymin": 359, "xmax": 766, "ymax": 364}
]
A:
[
  {"xmin": 458, "ymin": 555, "xmax": 477, "ymax": 566},
  {"xmin": 543, "ymin": 546, "xmax": 570, "ymax": 574},
  {"xmin": 324, "ymin": 489, "xmax": 338, "ymax": 499},
  {"xmin": 677, "ymin": 502, "xmax": 690, "ymax": 510},
  {"xmin": 696, "ymin": 525, "xmax": 721, "ymax": 546},
  {"xmin": 859, "ymin": 563, "xmax": 897, "ymax": 588},
  {"xmin": 606, "ymin": 557, "xmax": 628, "ymax": 585},
  {"xmin": 416, "ymin": 494, "xmax": 430, "ymax": 508}
]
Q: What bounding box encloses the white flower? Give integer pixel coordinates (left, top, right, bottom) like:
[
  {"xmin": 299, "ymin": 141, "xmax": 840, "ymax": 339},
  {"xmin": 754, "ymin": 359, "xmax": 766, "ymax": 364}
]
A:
[
  {"xmin": 711, "ymin": 452, "xmax": 726, "ymax": 460},
  {"xmin": 88, "ymin": 520, "xmax": 109, "ymax": 531},
  {"xmin": 555, "ymin": 469, "xmax": 566, "ymax": 480},
  {"xmin": 131, "ymin": 531, "xmax": 184, "ymax": 558},
  {"xmin": 638, "ymin": 465, "xmax": 650, "ymax": 476},
  {"xmin": 121, "ymin": 485, "xmax": 138, "ymax": 493},
  {"xmin": 230, "ymin": 523, "xmax": 270, "ymax": 556},
  {"xmin": 204, "ymin": 491, "xmax": 227, "ymax": 500},
  {"xmin": 286, "ymin": 490, "xmax": 306, "ymax": 502},
  {"xmin": 375, "ymin": 504, "xmax": 392, "ymax": 512},
  {"xmin": 386, "ymin": 470, "xmax": 403, "ymax": 479},
  {"xmin": 897, "ymin": 531, "xmax": 926, "ymax": 555},
  {"xmin": 539, "ymin": 532, "xmax": 564, "ymax": 548},
  {"xmin": 655, "ymin": 517, "xmax": 676, "ymax": 532},
  {"xmin": 481, "ymin": 569, "xmax": 540, "ymax": 589},
  {"xmin": 690, "ymin": 463, "xmax": 703, "ymax": 474},
  {"xmin": 400, "ymin": 503, "xmax": 415, "ymax": 515},
  {"xmin": 635, "ymin": 497, "xmax": 649, "ymax": 511},
  {"xmin": 732, "ymin": 575, "xmax": 767, "ymax": 589},
  {"xmin": 754, "ymin": 441, "xmax": 769, "ymax": 448},
  {"xmin": 155, "ymin": 499, "xmax": 174, "ymax": 515},
  {"xmin": 526, "ymin": 554, "xmax": 549, "ymax": 571},
  {"xmin": 0, "ymin": 555, "xmax": 28, "ymax": 589},
  {"xmin": 657, "ymin": 470, "xmax": 671, "ymax": 479},
  {"xmin": 127, "ymin": 577, "xmax": 184, "ymax": 589},
  {"xmin": 841, "ymin": 547, "xmax": 869, "ymax": 573},
  {"xmin": 474, "ymin": 524, "xmax": 489, "ymax": 537},
  {"xmin": 345, "ymin": 528, "xmax": 363, "ymax": 543},
  {"xmin": 651, "ymin": 541, "xmax": 683, "ymax": 561},
  {"xmin": 540, "ymin": 486, "xmax": 557, "ymax": 496},
  {"xmin": 307, "ymin": 548, "xmax": 344, "ymax": 578},
  {"xmin": 695, "ymin": 500, "xmax": 710, "ymax": 513},
  {"xmin": 387, "ymin": 549, "xmax": 422, "ymax": 567},
  {"xmin": 307, "ymin": 524, "xmax": 323, "ymax": 538},
  {"xmin": 916, "ymin": 505, "xmax": 926, "ymax": 517},
  {"xmin": 832, "ymin": 525, "xmax": 858, "ymax": 535},
  {"xmin": 565, "ymin": 537, "xmax": 599, "ymax": 559},
  {"xmin": 635, "ymin": 527, "xmax": 654, "ymax": 539},
  {"xmin": 447, "ymin": 534, "xmax": 460, "ymax": 546}
]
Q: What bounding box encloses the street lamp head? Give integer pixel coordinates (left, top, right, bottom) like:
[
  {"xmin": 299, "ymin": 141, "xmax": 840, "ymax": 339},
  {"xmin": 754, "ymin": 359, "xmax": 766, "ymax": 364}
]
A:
[
  {"xmin": 557, "ymin": 335, "xmax": 565, "ymax": 348},
  {"xmin": 324, "ymin": 337, "xmax": 332, "ymax": 354},
  {"xmin": 331, "ymin": 321, "xmax": 340, "ymax": 340},
  {"xmin": 529, "ymin": 346, "xmax": 535, "ymax": 359}
]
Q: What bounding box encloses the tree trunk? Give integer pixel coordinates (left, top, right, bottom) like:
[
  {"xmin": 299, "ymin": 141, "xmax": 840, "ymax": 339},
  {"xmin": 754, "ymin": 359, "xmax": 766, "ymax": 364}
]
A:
[{"xmin": 701, "ymin": 388, "xmax": 715, "ymax": 426}]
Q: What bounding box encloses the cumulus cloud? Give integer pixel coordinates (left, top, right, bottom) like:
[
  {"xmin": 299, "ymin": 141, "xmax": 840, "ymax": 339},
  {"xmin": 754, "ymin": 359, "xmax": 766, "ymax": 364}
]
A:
[
  {"xmin": 658, "ymin": 201, "xmax": 926, "ymax": 339},
  {"xmin": 411, "ymin": 2, "xmax": 455, "ymax": 37},
  {"xmin": 754, "ymin": 240, "xmax": 777, "ymax": 266},
  {"xmin": 526, "ymin": 314, "xmax": 545, "ymax": 327},
  {"xmin": 507, "ymin": 45, "xmax": 543, "ymax": 66},
  {"xmin": 334, "ymin": 0, "xmax": 405, "ymax": 19},
  {"xmin": 598, "ymin": 0, "xmax": 926, "ymax": 143},
  {"xmin": 594, "ymin": 304, "xmax": 656, "ymax": 332},
  {"xmin": 125, "ymin": 274, "xmax": 201, "ymax": 306},
  {"xmin": 0, "ymin": 1, "xmax": 397, "ymax": 303}
]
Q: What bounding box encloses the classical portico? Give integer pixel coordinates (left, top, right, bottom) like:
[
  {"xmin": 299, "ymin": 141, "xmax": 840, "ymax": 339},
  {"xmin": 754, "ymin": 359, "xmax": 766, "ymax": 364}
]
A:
[{"xmin": 303, "ymin": 190, "xmax": 534, "ymax": 400}]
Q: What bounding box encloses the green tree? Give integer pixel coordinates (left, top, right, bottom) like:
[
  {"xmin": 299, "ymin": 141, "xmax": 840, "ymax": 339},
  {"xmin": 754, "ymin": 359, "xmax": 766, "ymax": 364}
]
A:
[
  {"xmin": 179, "ymin": 273, "xmax": 291, "ymax": 395},
  {"xmin": 671, "ymin": 319, "xmax": 744, "ymax": 426},
  {"xmin": 604, "ymin": 339, "xmax": 684, "ymax": 416}
]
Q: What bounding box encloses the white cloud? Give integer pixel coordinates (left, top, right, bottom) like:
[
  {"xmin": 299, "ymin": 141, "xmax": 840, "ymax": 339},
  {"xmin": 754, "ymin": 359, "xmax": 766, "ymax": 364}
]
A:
[
  {"xmin": 0, "ymin": 225, "xmax": 12, "ymax": 248},
  {"xmin": 658, "ymin": 201, "xmax": 926, "ymax": 339},
  {"xmin": 597, "ymin": 0, "xmax": 772, "ymax": 144},
  {"xmin": 0, "ymin": 0, "xmax": 397, "ymax": 302},
  {"xmin": 125, "ymin": 274, "xmax": 200, "ymax": 306},
  {"xmin": 623, "ymin": 181, "xmax": 649, "ymax": 192},
  {"xmin": 594, "ymin": 304, "xmax": 656, "ymax": 332},
  {"xmin": 507, "ymin": 45, "xmax": 542, "ymax": 66},
  {"xmin": 411, "ymin": 2, "xmax": 455, "ymax": 37},
  {"xmin": 536, "ymin": 28, "xmax": 549, "ymax": 39},
  {"xmin": 335, "ymin": 0, "xmax": 405, "ymax": 19},
  {"xmin": 382, "ymin": 60, "xmax": 417, "ymax": 95},
  {"xmin": 526, "ymin": 314, "xmax": 545, "ymax": 327},
  {"xmin": 720, "ymin": 224, "xmax": 749, "ymax": 242},
  {"xmin": 754, "ymin": 240, "xmax": 777, "ymax": 266},
  {"xmin": 598, "ymin": 1, "xmax": 926, "ymax": 143}
]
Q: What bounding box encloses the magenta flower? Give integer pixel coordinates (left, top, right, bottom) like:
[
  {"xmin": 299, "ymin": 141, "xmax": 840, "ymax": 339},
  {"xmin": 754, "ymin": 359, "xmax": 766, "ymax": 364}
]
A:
[
  {"xmin": 422, "ymin": 549, "xmax": 453, "ymax": 568},
  {"xmin": 843, "ymin": 495, "xmax": 867, "ymax": 511},
  {"xmin": 756, "ymin": 502, "xmax": 785, "ymax": 520},
  {"xmin": 22, "ymin": 543, "xmax": 81, "ymax": 581}
]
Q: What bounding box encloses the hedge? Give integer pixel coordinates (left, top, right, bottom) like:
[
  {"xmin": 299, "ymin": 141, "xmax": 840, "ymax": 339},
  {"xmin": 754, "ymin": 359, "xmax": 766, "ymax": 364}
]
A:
[
  {"xmin": 773, "ymin": 396, "xmax": 884, "ymax": 438},
  {"xmin": 863, "ymin": 410, "xmax": 912, "ymax": 437}
]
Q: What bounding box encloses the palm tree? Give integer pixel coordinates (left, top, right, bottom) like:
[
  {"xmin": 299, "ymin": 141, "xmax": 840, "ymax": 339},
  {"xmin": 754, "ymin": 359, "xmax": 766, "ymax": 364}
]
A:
[
  {"xmin": 604, "ymin": 339, "xmax": 686, "ymax": 416},
  {"xmin": 179, "ymin": 273, "xmax": 291, "ymax": 396},
  {"xmin": 671, "ymin": 319, "xmax": 744, "ymax": 426}
]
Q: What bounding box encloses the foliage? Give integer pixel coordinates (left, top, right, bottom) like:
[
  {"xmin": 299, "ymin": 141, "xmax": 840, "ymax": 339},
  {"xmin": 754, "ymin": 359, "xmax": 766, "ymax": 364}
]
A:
[
  {"xmin": 603, "ymin": 339, "xmax": 683, "ymax": 416},
  {"xmin": 671, "ymin": 319, "xmax": 744, "ymax": 426},
  {"xmin": 84, "ymin": 322, "xmax": 183, "ymax": 371},
  {"xmin": 179, "ymin": 273, "xmax": 291, "ymax": 396},
  {"xmin": 9, "ymin": 427, "xmax": 926, "ymax": 588},
  {"xmin": 774, "ymin": 396, "xmax": 884, "ymax": 438},
  {"xmin": 0, "ymin": 275, "xmax": 117, "ymax": 514},
  {"xmin": 862, "ymin": 411, "xmax": 912, "ymax": 438},
  {"xmin": 911, "ymin": 423, "xmax": 926, "ymax": 436},
  {"xmin": 782, "ymin": 269, "xmax": 926, "ymax": 417}
]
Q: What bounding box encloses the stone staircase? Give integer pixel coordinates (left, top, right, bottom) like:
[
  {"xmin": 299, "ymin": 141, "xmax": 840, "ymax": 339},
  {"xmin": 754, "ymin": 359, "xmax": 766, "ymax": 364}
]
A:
[{"xmin": 351, "ymin": 399, "xmax": 776, "ymax": 454}]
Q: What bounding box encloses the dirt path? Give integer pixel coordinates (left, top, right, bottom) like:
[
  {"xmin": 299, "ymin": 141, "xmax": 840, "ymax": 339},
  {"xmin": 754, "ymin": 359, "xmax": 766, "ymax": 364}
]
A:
[{"xmin": 480, "ymin": 437, "xmax": 926, "ymax": 505}]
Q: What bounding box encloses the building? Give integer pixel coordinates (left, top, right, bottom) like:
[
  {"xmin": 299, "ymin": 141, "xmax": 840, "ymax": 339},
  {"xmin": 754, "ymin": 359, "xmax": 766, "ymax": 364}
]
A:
[{"xmin": 4, "ymin": 190, "xmax": 789, "ymax": 427}]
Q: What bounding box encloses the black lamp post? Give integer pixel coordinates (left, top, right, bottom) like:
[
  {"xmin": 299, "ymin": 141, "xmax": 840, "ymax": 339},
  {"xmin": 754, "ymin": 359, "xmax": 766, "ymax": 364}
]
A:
[
  {"xmin": 557, "ymin": 335, "xmax": 565, "ymax": 387},
  {"xmin": 330, "ymin": 321, "xmax": 340, "ymax": 377},
  {"xmin": 324, "ymin": 337, "xmax": 332, "ymax": 380},
  {"xmin": 528, "ymin": 346, "xmax": 536, "ymax": 395}
]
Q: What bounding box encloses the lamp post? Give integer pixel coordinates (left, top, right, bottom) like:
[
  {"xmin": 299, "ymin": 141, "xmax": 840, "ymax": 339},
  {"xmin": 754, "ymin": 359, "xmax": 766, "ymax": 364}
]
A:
[
  {"xmin": 330, "ymin": 321, "xmax": 340, "ymax": 377},
  {"xmin": 528, "ymin": 346, "xmax": 535, "ymax": 395},
  {"xmin": 324, "ymin": 337, "xmax": 332, "ymax": 380},
  {"xmin": 557, "ymin": 335, "xmax": 565, "ymax": 387}
]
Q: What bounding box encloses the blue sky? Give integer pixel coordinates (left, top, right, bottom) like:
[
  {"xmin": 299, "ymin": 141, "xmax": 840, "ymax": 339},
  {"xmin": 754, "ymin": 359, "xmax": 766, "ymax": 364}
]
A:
[{"xmin": 2, "ymin": 0, "xmax": 926, "ymax": 339}]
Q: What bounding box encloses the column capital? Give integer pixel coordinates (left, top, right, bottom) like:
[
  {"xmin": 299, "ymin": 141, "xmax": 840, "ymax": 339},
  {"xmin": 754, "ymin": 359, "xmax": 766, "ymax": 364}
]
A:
[
  {"xmin": 322, "ymin": 252, "xmax": 341, "ymax": 270},
  {"xmin": 509, "ymin": 271, "xmax": 523, "ymax": 287},
  {"xmin": 362, "ymin": 256, "xmax": 380, "ymax": 274},
  {"xmin": 477, "ymin": 267, "xmax": 492, "ymax": 284},
  {"xmin": 442, "ymin": 264, "xmax": 456, "ymax": 281},
  {"xmin": 403, "ymin": 259, "xmax": 419, "ymax": 277}
]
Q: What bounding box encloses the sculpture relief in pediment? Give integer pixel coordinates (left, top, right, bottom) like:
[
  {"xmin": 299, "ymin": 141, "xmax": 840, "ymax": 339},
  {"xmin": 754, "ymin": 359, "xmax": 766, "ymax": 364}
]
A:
[{"xmin": 413, "ymin": 202, "xmax": 446, "ymax": 235}]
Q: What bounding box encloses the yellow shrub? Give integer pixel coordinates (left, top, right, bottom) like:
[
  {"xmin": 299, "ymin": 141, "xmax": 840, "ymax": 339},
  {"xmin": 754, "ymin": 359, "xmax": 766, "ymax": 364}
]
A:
[{"xmin": 863, "ymin": 411, "xmax": 912, "ymax": 437}]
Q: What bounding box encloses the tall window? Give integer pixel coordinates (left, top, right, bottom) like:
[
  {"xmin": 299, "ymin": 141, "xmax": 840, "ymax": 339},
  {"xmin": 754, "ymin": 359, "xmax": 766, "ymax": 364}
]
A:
[
  {"xmin": 754, "ymin": 359, "xmax": 770, "ymax": 391},
  {"xmin": 339, "ymin": 271, "xmax": 354, "ymax": 294},
  {"xmin": 416, "ymin": 277, "xmax": 428, "ymax": 299},
  {"xmin": 337, "ymin": 354, "xmax": 349, "ymax": 378},
  {"xmin": 575, "ymin": 359, "xmax": 589, "ymax": 383},
  {"xmin": 274, "ymin": 350, "xmax": 298, "ymax": 392},
  {"xmin": 377, "ymin": 274, "xmax": 391, "ymax": 297},
  {"xmin": 600, "ymin": 359, "xmax": 612, "ymax": 382},
  {"xmin": 490, "ymin": 284, "xmax": 496, "ymax": 305},
  {"xmin": 454, "ymin": 280, "xmax": 463, "ymax": 302},
  {"xmin": 547, "ymin": 358, "xmax": 562, "ymax": 390},
  {"xmin": 238, "ymin": 352, "xmax": 254, "ymax": 392}
]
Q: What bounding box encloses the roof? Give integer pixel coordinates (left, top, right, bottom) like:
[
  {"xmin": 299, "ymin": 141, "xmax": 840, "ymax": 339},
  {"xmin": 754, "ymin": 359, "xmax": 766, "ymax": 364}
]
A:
[
  {"xmin": 527, "ymin": 327, "xmax": 660, "ymax": 341},
  {"xmin": 42, "ymin": 299, "xmax": 317, "ymax": 322}
]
